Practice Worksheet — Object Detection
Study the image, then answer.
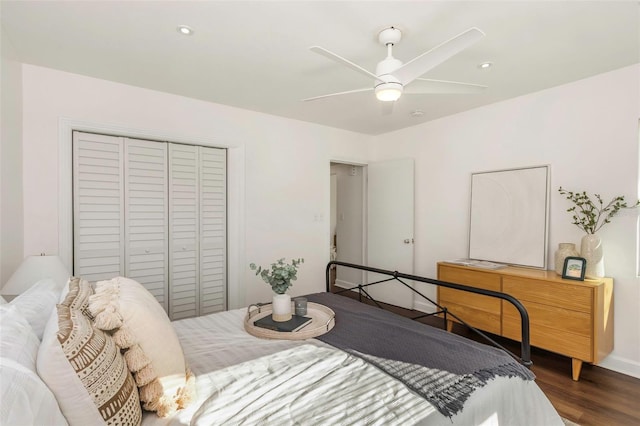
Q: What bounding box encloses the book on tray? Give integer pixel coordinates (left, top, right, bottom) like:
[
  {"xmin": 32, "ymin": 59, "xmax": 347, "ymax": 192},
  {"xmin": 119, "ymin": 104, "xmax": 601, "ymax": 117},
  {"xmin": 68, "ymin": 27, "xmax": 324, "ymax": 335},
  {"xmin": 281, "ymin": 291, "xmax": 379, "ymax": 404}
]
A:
[{"xmin": 254, "ymin": 314, "xmax": 312, "ymax": 332}]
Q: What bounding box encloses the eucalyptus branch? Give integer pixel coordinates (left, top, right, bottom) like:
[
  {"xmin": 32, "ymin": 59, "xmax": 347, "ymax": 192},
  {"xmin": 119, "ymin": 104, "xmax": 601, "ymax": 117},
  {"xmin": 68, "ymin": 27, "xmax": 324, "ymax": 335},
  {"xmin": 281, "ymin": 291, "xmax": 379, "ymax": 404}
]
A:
[
  {"xmin": 558, "ymin": 187, "xmax": 638, "ymax": 234},
  {"xmin": 249, "ymin": 258, "xmax": 304, "ymax": 294}
]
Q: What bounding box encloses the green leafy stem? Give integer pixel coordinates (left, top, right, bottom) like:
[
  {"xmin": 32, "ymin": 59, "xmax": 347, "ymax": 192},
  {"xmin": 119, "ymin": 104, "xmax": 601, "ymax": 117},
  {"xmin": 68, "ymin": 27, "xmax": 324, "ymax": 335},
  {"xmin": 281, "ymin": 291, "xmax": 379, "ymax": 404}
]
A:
[
  {"xmin": 558, "ymin": 187, "xmax": 639, "ymax": 234},
  {"xmin": 249, "ymin": 258, "xmax": 304, "ymax": 294}
]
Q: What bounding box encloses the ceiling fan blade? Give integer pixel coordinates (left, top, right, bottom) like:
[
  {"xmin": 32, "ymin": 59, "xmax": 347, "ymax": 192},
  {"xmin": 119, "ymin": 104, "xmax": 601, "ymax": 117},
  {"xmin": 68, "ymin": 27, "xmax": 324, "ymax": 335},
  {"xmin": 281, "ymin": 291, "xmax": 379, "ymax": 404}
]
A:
[
  {"xmin": 303, "ymin": 87, "xmax": 373, "ymax": 102},
  {"xmin": 310, "ymin": 46, "xmax": 383, "ymax": 83},
  {"xmin": 393, "ymin": 27, "xmax": 485, "ymax": 86},
  {"xmin": 404, "ymin": 78, "xmax": 488, "ymax": 94}
]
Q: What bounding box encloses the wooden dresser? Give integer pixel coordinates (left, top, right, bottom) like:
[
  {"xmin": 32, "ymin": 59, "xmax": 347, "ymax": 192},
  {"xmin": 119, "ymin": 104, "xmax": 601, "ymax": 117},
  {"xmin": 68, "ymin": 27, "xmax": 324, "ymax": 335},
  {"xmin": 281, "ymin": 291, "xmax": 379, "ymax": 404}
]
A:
[{"xmin": 437, "ymin": 262, "xmax": 613, "ymax": 381}]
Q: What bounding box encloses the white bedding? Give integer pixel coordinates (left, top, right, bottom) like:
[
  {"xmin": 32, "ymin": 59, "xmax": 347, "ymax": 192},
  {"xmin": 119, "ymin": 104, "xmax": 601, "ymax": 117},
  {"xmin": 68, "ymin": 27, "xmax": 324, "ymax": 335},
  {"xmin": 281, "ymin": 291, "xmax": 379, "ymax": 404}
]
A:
[{"xmin": 143, "ymin": 308, "xmax": 563, "ymax": 426}]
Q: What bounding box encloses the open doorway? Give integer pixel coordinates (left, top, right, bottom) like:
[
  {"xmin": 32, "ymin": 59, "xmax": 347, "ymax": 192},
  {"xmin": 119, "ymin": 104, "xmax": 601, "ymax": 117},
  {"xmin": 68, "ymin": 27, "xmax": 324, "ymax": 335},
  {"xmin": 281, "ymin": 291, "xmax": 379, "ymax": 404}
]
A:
[
  {"xmin": 329, "ymin": 162, "xmax": 366, "ymax": 292},
  {"xmin": 330, "ymin": 158, "xmax": 416, "ymax": 310}
]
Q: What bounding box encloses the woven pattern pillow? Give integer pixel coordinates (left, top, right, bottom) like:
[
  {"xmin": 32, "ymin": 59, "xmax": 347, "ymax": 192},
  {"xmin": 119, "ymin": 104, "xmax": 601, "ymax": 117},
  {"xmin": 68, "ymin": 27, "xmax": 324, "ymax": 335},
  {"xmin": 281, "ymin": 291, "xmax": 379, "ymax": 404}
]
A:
[
  {"xmin": 61, "ymin": 276, "xmax": 94, "ymax": 319},
  {"xmin": 89, "ymin": 276, "xmax": 195, "ymax": 417},
  {"xmin": 37, "ymin": 305, "xmax": 142, "ymax": 425}
]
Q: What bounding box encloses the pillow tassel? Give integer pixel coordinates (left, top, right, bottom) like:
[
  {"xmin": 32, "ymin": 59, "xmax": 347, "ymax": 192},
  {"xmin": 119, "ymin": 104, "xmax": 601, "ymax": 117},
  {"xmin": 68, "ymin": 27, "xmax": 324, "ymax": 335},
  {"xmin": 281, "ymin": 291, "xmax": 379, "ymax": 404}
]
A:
[
  {"xmin": 134, "ymin": 363, "xmax": 157, "ymax": 387},
  {"xmin": 93, "ymin": 308, "xmax": 123, "ymax": 330},
  {"xmin": 139, "ymin": 378, "xmax": 162, "ymax": 405},
  {"xmin": 139, "ymin": 379, "xmax": 179, "ymax": 417},
  {"xmin": 124, "ymin": 344, "xmax": 152, "ymax": 373},
  {"xmin": 89, "ymin": 280, "xmax": 124, "ymax": 331},
  {"xmin": 176, "ymin": 367, "xmax": 196, "ymax": 409},
  {"xmin": 154, "ymin": 395, "xmax": 179, "ymax": 418},
  {"xmin": 113, "ymin": 324, "xmax": 136, "ymax": 349}
]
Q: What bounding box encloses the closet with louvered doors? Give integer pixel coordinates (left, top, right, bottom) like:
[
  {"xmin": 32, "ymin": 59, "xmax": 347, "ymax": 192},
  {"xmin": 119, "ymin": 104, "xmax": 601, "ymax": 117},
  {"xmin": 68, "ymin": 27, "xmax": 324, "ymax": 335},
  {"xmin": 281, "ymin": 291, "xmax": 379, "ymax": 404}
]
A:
[{"xmin": 72, "ymin": 131, "xmax": 227, "ymax": 319}]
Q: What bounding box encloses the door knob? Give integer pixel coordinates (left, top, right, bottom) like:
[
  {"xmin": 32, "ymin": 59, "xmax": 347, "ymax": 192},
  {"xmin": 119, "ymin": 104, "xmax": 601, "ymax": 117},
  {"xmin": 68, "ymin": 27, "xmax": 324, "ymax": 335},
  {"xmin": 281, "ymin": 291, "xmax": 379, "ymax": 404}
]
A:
[{"xmin": 404, "ymin": 239, "xmax": 411, "ymax": 244}]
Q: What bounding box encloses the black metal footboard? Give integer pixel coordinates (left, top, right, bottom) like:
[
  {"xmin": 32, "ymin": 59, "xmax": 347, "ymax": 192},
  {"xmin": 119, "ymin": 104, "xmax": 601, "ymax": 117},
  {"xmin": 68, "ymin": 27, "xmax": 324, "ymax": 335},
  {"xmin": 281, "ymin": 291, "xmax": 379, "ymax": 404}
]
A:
[{"xmin": 325, "ymin": 260, "xmax": 532, "ymax": 367}]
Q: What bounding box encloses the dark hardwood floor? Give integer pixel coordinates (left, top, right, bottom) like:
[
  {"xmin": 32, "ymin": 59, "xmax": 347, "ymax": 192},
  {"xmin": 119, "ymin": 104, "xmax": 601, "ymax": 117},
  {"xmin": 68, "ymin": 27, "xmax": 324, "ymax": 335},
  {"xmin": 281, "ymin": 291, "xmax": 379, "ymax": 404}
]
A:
[{"xmin": 334, "ymin": 290, "xmax": 640, "ymax": 426}]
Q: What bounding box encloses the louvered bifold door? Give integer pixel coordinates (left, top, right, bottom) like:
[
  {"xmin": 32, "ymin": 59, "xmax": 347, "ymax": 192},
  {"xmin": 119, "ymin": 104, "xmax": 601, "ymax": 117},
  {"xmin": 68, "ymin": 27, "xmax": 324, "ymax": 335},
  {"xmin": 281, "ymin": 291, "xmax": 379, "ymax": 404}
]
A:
[
  {"xmin": 124, "ymin": 139, "xmax": 169, "ymax": 310},
  {"xmin": 73, "ymin": 132, "xmax": 125, "ymax": 282},
  {"xmin": 168, "ymin": 144, "xmax": 200, "ymax": 320},
  {"xmin": 199, "ymin": 146, "xmax": 227, "ymax": 314}
]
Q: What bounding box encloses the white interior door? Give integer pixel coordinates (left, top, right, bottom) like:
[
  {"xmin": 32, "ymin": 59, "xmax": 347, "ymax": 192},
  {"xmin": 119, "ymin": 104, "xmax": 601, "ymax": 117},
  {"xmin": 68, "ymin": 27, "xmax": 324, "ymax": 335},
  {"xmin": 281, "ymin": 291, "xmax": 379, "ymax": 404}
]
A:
[
  {"xmin": 198, "ymin": 146, "xmax": 227, "ymax": 315},
  {"xmin": 124, "ymin": 138, "xmax": 168, "ymax": 310},
  {"xmin": 367, "ymin": 158, "xmax": 415, "ymax": 309},
  {"xmin": 73, "ymin": 132, "xmax": 125, "ymax": 283},
  {"xmin": 168, "ymin": 144, "xmax": 200, "ymax": 320}
]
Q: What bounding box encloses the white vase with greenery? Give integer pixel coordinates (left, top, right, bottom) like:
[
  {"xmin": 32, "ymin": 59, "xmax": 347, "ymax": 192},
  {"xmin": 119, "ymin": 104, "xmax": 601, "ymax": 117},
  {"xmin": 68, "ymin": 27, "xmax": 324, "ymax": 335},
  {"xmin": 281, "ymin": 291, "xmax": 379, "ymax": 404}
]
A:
[
  {"xmin": 580, "ymin": 234, "xmax": 604, "ymax": 279},
  {"xmin": 250, "ymin": 258, "xmax": 304, "ymax": 322},
  {"xmin": 559, "ymin": 187, "xmax": 638, "ymax": 279}
]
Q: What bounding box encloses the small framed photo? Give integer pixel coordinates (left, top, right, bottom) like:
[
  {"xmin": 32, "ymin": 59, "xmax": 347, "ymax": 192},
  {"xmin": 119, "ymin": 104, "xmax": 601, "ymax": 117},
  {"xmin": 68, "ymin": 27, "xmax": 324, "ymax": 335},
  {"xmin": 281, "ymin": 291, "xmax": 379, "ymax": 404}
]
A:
[{"xmin": 562, "ymin": 256, "xmax": 586, "ymax": 281}]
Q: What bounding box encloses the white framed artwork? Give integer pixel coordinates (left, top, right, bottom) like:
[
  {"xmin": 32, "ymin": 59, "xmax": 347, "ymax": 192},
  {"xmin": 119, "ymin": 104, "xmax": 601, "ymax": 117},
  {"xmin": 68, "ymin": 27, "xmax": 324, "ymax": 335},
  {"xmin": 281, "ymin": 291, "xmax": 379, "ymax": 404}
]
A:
[{"xmin": 468, "ymin": 165, "xmax": 550, "ymax": 269}]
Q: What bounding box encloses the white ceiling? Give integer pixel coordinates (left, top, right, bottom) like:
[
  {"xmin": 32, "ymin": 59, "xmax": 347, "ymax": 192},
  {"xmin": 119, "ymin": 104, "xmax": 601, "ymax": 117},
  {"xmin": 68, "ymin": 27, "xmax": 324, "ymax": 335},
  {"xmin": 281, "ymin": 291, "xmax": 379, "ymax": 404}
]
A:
[{"xmin": 2, "ymin": 1, "xmax": 639, "ymax": 135}]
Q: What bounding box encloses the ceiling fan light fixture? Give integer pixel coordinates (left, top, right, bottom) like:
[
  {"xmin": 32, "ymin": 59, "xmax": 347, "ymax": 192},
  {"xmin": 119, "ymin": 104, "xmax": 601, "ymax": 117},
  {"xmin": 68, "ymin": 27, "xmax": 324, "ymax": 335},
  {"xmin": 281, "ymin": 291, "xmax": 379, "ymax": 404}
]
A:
[{"xmin": 375, "ymin": 82, "xmax": 403, "ymax": 102}]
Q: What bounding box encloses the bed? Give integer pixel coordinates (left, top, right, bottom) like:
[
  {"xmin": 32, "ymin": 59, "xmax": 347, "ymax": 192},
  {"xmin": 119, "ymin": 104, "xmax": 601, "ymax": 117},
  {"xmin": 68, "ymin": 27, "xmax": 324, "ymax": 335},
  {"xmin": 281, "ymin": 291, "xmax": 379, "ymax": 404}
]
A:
[{"xmin": 0, "ymin": 263, "xmax": 563, "ymax": 426}]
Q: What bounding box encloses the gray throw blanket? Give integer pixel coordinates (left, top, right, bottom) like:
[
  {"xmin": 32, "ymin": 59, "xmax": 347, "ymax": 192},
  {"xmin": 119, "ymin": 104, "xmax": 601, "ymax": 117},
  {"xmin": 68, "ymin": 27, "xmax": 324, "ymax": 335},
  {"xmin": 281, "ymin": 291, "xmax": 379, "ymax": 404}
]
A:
[{"xmin": 306, "ymin": 292, "xmax": 535, "ymax": 418}]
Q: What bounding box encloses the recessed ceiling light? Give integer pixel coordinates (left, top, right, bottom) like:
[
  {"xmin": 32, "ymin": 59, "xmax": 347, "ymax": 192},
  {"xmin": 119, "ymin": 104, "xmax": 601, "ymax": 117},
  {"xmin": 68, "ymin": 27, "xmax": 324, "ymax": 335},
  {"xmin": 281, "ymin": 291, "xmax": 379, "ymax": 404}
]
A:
[
  {"xmin": 177, "ymin": 25, "xmax": 194, "ymax": 36},
  {"xmin": 478, "ymin": 62, "xmax": 493, "ymax": 70}
]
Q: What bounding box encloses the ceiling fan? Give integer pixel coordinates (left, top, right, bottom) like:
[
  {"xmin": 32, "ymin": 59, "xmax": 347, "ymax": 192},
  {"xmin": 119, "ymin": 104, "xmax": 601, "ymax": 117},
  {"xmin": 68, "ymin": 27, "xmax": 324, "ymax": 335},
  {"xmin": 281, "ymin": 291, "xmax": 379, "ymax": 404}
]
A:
[{"xmin": 304, "ymin": 26, "xmax": 487, "ymax": 103}]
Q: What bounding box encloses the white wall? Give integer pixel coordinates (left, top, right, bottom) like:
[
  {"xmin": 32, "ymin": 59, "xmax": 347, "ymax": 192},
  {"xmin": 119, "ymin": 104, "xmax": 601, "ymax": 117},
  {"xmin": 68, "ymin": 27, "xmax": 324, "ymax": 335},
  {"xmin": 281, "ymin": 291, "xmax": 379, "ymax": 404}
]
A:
[
  {"xmin": 371, "ymin": 64, "xmax": 640, "ymax": 378},
  {"xmin": 19, "ymin": 64, "xmax": 371, "ymax": 307},
  {"xmin": 0, "ymin": 27, "xmax": 24, "ymax": 286}
]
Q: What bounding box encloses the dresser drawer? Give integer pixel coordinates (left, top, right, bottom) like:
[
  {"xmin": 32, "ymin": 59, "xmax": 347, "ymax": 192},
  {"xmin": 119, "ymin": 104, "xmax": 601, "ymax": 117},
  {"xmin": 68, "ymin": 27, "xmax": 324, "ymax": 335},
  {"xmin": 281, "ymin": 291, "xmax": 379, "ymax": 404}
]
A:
[
  {"xmin": 438, "ymin": 265, "xmax": 502, "ymax": 309},
  {"xmin": 503, "ymin": 277, "xmax": 592, "ymax": 312},
  {"xmin": 503, "ymin": 300, "xmax": 591, "ymax": 337},
  {"xmin": 438, "ymin": 265, "xmax": 501, "ymax": 291},
  {"xmin": 503, "ymin": 301, "xmax": 593, "ymax": 361},
  {"xmin": 442, "ymin": 301, "xmax": 501, "ymax": 335},
  {"xmin": 438, "ymin": 264, "xmax": 502, "ymax": 334}
]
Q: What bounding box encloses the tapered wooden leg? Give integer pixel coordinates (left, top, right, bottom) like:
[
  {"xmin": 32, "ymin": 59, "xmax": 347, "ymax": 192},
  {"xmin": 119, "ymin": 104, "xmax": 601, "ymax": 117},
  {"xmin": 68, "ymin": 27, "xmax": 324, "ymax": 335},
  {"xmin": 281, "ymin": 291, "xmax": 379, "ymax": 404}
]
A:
[
  {"xmin": 446, "ymin": 319, "xmax": 454, "ymax": 332},
  {"xmin": 572, "ymin": 358, "xmax": 583, "ymax": 381}
]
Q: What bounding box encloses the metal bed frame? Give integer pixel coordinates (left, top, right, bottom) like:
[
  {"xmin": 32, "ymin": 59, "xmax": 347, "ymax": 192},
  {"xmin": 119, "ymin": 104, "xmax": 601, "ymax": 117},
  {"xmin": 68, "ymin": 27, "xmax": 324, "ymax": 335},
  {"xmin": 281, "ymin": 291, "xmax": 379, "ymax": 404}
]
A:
[{"xmin": 325, "ymin": 260, "xmax": 532, "ymax": 367}]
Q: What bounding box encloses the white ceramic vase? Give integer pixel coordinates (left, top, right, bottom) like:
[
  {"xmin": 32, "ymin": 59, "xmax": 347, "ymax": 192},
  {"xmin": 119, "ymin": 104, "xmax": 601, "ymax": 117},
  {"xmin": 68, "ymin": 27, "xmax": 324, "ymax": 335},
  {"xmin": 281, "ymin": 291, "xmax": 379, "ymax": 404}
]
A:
[
  {"xmin": 554, "ymin": 243, "xmax": 579, "ymax": 275},
  {"xmin": 272, "ymin": 293, "xmax": 292, "ymax": 322},
  {"xmin": 580, "ymin": 233, "xmax": 604, "ymax": 279}
]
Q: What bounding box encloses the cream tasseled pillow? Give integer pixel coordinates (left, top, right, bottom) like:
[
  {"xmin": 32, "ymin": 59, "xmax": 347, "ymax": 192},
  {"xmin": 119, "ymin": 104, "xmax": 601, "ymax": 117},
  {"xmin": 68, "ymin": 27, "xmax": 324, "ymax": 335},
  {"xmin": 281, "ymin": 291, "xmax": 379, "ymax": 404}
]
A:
[{"xmin": 89, "ymin": 277, "xmax": 195, "ymax": 417}]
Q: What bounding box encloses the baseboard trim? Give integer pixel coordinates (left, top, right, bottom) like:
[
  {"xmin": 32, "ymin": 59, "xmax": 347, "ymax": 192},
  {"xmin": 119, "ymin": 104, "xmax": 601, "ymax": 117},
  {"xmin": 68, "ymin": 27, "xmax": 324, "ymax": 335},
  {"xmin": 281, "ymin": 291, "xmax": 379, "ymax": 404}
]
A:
[
  {"xmin": 598, "ymin": 354, "xmax": 640, "ymax": 379},
  {"xmin": 413, "ymin": 299, "xmax": 437, "ymax": 314},
  {"xmin": 334, "ymin": 279, "xmax": 356, "ymax": 290}
]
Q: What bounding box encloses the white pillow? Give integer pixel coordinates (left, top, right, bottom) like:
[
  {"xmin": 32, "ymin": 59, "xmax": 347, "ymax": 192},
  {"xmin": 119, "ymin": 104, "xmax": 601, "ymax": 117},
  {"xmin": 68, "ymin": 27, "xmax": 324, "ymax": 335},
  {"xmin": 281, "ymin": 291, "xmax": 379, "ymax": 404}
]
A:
[
  {"xmin": 0, "ymin": 304, "xmax": 66, "ymax": 425},
  {"xmin": 0, "ymin": 295, "xmax": 7, "ymax": 304},
  {"xmin": 1, "ymin": 358, "xmax": 68, "ymax": 426},
  {"xmin": 10, "ymin": 278, "xmax": 64, "ymax": 339},
  {"xmin": 0, "ymin": 304, "xmax": 40, "ymax": 370},
  {"xmin": 37, "ymin": 305, "xmax": 142, "ymax": 425},
  {"xmin": 89, "ymin": 277, "xmax": 195, "ymax": 417}
]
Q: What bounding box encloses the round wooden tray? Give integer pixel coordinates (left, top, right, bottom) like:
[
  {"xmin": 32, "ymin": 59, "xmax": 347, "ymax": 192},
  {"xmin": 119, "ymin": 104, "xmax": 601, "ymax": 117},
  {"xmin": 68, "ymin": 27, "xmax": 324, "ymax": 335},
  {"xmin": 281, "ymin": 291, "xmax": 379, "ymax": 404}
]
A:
[{"xmin": 244, "ymin": 302, "xmax": 335, "ymax": 340}]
